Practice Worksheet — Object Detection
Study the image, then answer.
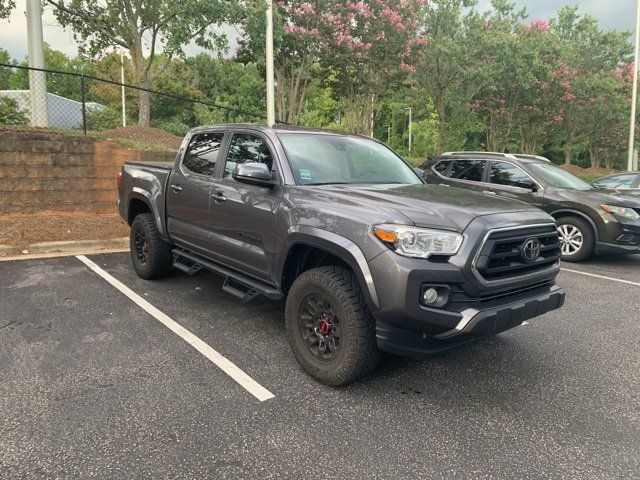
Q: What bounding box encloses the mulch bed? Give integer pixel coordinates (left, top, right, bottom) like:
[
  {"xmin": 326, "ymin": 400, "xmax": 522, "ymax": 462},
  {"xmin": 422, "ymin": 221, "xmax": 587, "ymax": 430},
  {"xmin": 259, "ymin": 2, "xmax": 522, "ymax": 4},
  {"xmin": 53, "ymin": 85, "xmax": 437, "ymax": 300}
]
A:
[{"xmin": 0, "ymin": 212, "xmax": 129, "ymax": 247}]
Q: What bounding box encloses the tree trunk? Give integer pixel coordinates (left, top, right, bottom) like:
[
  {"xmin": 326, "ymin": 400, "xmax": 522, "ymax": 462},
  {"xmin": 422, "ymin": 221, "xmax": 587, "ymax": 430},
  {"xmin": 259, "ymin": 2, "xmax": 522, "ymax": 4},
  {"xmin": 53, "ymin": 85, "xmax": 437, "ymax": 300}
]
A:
[
  {"xmin": 436, "ymin": 109, "xmax": 446, "ymax": 154},
  {"xmin": 564, "ymin": 146, "xmax": 572, "ymax": 165},
  {"xmin": 138, "ymin": 87, "xmax": 151, "ymax": 127},
  {"xmin": 129, "ymin": 45, "xmax": 152, "ymax": 127}
]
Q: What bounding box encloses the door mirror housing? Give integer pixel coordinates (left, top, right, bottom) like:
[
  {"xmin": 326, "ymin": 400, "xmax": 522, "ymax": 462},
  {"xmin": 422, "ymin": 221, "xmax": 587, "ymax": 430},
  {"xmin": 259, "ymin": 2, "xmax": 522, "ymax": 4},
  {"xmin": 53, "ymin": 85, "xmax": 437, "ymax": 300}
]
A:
[
  {"xmin": 515, "ymin": 179, "xmax": 538, "ymax": 192},
  {"xmin": 232, "ymin": 162, "xmax": 276, "ymax": 188}
]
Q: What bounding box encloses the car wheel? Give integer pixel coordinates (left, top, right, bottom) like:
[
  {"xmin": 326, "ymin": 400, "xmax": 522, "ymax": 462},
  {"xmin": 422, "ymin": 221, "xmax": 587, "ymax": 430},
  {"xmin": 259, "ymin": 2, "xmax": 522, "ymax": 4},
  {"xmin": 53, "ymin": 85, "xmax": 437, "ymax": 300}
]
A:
[
  {"xmin": 130, "ymin": 213, "xmax": 173, "ymax": 279},
  {"xmin": 556, "ymin": 216, "xmax": 594, "ymax": 262},
  {"xmin": 285, "ymin": 266, "xmax": 380, "ymax": 386}
]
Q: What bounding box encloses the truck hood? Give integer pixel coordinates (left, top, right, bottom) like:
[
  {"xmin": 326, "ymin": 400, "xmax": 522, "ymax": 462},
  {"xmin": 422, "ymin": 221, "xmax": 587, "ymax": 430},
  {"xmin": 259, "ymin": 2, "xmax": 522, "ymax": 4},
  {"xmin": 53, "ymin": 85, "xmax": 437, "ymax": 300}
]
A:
[{"xmin": 312, "ymin": 183, "xmax": 540, "ymax": 232}]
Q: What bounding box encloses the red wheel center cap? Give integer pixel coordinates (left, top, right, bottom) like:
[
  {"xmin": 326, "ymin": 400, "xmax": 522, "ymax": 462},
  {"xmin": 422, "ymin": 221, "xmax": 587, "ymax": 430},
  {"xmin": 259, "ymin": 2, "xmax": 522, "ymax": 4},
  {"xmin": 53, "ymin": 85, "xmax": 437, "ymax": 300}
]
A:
[{"xmin": 318, "ymin": 319, "xmax": 330, "ymax": 334}]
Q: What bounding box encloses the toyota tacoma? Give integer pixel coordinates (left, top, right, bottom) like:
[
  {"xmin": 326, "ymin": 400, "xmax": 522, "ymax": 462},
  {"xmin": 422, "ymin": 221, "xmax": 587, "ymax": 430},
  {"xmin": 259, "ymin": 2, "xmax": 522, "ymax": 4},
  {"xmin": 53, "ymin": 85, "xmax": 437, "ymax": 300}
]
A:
[{"xmin": 117, "ymin": 125, "xmax": 565, "ymax": 385}]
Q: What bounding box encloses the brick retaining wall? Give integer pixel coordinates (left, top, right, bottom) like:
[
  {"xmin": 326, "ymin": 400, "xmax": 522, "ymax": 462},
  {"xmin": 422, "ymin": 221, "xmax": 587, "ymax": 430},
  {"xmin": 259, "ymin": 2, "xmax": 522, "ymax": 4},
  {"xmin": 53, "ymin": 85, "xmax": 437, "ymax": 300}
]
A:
[{"xmin": 0, "ymin": 131, "xmax": 176, "ymax": 214}]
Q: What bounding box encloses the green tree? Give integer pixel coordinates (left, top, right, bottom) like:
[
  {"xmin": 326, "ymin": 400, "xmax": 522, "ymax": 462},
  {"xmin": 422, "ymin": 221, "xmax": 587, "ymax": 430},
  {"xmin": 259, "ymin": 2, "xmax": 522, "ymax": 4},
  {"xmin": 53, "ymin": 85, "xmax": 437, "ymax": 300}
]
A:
[
  {"xmin": 0, "ymin": 0, "xmax": 13, "ymax": 19},
  {"xmin": 41, "ymin": 0, "xmax": 241, "ymax": 126},
  {"xmin": 414, "ymin": 0, "xmax": 478, "ymax": 153},
  {"xmin": 187, "ymin": 54, "xmax": 266, "ymax": 123},
  {"xmin": 549, "ymin": 6, "xmax": 632, "ymax": 164},
  {"xmin": 0, "ymin": 48, "xmax": 14, "ymax": 89},
  {"xmin": 240, "ymin": 0, "xmax": 332, "ymax": 124},
  {"xmin": 10, "ymin": 44, "xmax": 91, "ymax": 100},
  {"xmin": 324, "ymin": 0, "xmax": 422, "ymax": 135}
]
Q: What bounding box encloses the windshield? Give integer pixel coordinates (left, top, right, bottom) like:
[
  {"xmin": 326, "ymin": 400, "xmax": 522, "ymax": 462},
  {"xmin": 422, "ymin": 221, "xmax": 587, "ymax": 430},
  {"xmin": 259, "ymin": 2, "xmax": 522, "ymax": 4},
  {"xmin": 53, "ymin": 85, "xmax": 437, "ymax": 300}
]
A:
[
  {"xmin": 527, "ymin": 162, "xmax": 593, "ymax": 190},
  {"xmin": 278, "ymin": 133, "xmax": 422, "ymax": 186}
]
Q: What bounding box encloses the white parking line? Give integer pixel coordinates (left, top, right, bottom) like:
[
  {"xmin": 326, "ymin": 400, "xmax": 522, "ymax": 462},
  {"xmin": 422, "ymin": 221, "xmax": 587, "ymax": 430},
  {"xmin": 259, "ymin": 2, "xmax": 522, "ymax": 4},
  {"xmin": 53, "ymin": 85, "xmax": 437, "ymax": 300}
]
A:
[
  {"xmin": 561, "ymin": 267, "xmax": 640, "ymax": 287},
  {"xmin": 76, "ymin": 255, "xmax": 275, "ymax": 402}
]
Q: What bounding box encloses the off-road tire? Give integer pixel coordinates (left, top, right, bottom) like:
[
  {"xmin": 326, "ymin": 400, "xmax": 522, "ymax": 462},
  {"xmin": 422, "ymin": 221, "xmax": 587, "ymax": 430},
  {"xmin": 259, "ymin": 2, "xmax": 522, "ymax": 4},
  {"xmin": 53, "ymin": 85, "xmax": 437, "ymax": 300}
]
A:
[
  {"xmin": 285, "ymin": 266, "xmax": 380, "ymax": 386},
  {"xmin": 129, "ymin": 213, "xmax": 173, "ymax": 279},
  {"xmin": 556, "ymin": 216, "xmax": 595, "ymax": 263}
]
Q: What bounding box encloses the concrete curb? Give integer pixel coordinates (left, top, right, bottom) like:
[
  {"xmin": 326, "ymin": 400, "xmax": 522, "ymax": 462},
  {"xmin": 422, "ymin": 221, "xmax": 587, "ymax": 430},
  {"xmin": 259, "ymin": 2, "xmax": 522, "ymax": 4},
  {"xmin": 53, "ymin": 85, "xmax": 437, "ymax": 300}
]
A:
[{"xmin": 0, "ymin": 237, "xmax": 129, "ymax": 261}]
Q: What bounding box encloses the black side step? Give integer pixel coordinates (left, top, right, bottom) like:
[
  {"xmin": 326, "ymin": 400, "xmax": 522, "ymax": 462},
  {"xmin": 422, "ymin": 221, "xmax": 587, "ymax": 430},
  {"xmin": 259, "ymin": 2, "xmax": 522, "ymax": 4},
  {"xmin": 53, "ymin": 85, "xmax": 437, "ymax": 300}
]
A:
[{"xmin": 172, "ymin": 248, "xmax": 283, "ymax": 302}]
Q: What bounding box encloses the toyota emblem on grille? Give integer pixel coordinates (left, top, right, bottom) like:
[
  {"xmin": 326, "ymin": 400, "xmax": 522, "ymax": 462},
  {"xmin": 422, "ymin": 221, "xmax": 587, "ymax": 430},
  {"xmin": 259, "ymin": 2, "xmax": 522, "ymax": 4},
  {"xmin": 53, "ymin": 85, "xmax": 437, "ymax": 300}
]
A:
[{"xmin": 521, "ymin": 238, "xmax": 541, "ymax": 263}]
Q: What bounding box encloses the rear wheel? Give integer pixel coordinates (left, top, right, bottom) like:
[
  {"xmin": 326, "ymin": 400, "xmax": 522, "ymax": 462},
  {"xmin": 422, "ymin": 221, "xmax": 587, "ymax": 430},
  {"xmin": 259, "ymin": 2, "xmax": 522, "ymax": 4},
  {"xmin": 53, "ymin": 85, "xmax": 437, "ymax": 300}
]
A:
[
  {"xmin": 556, "ymin": 216, "xmax": 594, "ymax": 262},
  {"xmin": 285, "ymin": 266, "xmax": 379, "ymax": 386},
  {"xmin": 130, "ymin": 213, "xmax": 173, "ymax": 279}
]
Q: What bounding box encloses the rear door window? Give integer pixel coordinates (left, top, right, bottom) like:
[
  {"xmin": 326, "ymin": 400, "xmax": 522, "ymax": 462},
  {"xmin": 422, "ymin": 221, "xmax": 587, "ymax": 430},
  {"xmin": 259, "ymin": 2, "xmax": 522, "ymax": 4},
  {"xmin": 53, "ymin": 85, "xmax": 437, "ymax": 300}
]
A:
[
  {"xmin": 182, "ymin": 132, "xmax": 224, "ymax": 176},
  {"xmin": 449, "ymin": 160, "xmax": 486, "ymax": 182}
]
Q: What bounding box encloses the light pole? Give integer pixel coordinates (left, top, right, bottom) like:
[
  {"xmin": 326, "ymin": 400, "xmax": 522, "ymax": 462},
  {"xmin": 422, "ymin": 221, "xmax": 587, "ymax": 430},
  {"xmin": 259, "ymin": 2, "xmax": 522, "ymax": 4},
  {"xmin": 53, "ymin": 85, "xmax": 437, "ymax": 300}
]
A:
[
  {"xmin": 405, "ymin": 107, "xmax": 412, "ymax": 153},
  {"xmin": 26, "ymin": 0, "xmax": 48, "ymax": 127},
  {"xmin": 120, "ymin": 51, "xmax": 126, "ymax": 127},
  {"xmin": 265, "ymin": 0, "xmax": 276, "ymax": 126},
  {"xmin": 628, "ymin": 0, "xmax": 640, "ymax": 171}
]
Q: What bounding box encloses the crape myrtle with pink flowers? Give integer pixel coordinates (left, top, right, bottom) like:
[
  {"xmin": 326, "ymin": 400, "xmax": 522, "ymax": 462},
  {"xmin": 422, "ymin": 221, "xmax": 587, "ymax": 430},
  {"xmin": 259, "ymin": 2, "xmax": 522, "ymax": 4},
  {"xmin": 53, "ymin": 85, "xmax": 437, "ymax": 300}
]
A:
[{"xmin": 0, "ymin": 0, "xmax": 635, "ymax": 168}]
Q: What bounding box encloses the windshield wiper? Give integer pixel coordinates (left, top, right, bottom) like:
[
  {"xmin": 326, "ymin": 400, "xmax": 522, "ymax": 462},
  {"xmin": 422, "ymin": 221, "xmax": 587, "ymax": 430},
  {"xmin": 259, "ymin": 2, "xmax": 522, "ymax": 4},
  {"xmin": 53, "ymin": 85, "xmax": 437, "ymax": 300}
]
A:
[{"xmin": 304, "ymin": 182, "xmax": 352, "ymax": 186}]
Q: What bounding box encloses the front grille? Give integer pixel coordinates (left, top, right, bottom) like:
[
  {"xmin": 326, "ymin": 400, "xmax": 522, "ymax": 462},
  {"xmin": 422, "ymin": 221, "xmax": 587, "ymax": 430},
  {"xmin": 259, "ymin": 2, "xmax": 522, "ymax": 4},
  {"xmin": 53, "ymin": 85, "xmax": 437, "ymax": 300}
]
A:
[{"xmin": 474, "ymin": 225, "xmax": 561, "ymax": 282}]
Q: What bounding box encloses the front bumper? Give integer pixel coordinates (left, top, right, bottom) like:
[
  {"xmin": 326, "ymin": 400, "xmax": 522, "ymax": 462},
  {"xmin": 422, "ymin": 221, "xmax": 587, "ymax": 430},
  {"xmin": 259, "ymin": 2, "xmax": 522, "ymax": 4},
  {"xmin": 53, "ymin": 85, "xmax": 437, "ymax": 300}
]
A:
[
  {"xmin": 375, "ymin": 284, "xmax": 565, "ymax": 357},
  {"xmin": 367, "ymin": 218, "xmax": 565, "ymax": 357},
  {"xmin": 596, "ymin": 216, "xmax": 640, "ymax": 255}
]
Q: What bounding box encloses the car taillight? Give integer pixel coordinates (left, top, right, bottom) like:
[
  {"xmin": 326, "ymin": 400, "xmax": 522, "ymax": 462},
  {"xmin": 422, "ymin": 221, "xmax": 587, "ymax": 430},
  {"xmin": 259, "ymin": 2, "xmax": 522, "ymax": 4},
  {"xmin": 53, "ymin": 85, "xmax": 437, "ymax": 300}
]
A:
[{"xmin": 116, "ymin": 171, "xmax": 122, "ymax": 189}]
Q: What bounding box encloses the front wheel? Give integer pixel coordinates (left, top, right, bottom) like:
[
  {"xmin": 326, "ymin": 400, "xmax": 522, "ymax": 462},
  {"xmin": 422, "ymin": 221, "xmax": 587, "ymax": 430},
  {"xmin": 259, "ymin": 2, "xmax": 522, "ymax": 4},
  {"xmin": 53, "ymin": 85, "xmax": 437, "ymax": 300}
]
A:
[
  {"xmin": 556, "ymin": 216, "xmax": 594, "ymax": 262},
  {"xmin": 284, "ymin": 266, "xmax": 380, "ymax": 386}
]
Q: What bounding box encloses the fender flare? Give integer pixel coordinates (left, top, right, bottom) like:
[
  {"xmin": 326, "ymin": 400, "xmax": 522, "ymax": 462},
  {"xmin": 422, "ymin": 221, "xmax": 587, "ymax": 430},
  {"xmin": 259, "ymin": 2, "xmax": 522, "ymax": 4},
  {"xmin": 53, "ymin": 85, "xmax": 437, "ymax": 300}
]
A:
[
  {"xmin": 128, "ymin": 188, "xmax": 168, "ymax": 239},
  {"xmin": 549, "ymin": 209, "xmax": 600, "ymax": 242},
  {"xmin": 279, "ymin": 226, "xmax": 380, "ymax": 311}
]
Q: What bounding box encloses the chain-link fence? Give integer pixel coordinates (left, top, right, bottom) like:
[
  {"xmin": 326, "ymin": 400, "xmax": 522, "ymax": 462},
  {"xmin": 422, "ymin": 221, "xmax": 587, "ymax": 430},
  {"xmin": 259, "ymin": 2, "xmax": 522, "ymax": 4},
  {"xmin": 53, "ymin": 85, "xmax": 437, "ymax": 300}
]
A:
[{"xmin": 0, "ymin": 63, "xmax": 274, "ymax": 152}]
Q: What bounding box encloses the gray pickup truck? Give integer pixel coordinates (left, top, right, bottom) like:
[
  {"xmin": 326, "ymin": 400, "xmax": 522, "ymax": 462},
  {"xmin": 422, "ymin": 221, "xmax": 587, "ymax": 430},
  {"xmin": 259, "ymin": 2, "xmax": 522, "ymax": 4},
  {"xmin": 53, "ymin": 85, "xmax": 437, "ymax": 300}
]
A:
[{"xmin": 117, "ymin": 124, "xmax": 565, "ymax": 385}]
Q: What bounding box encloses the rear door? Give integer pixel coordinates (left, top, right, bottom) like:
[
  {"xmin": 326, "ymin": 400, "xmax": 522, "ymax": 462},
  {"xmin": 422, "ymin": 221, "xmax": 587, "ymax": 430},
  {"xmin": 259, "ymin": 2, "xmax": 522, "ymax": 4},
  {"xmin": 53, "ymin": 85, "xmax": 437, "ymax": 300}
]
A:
[
  {"xmin": 166, "ymin": 131, "xmax": 225, "ymax": 255},
  {"xmin": 207, "ymin": 131, "xmax": 283, "ymax": 282},
  {"xmin": 484, "ymin": 160, "xmax": 544, "ymax": 206}
]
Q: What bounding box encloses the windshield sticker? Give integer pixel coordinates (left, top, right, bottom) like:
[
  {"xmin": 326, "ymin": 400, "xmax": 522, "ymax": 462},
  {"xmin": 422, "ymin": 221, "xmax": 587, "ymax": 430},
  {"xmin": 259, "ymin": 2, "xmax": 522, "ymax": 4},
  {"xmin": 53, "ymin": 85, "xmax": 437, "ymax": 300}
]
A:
[{"xmin": 299, "ymin": 169, "xmax": 312, "ymax": 181}]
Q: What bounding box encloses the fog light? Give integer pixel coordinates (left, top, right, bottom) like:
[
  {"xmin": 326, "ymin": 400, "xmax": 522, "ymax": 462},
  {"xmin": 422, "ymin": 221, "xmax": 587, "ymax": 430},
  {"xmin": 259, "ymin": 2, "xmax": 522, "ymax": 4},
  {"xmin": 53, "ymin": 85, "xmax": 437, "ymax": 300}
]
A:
[{"xmin": 422, "ymin": 288, "xmax": 438, "ymax": 305}]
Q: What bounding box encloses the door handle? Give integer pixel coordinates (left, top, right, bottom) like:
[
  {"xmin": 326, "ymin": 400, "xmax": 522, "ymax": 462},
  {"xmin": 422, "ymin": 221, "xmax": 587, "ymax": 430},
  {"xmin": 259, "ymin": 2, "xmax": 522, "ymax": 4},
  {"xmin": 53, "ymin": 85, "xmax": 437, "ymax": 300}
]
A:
[
  {"xmin": 212, "ymin": 192, "xmax": 227, "ymax": 202},
  {"xmin": 485, "ymin": 190, "xmax": 496, "ymax": 195},
  {"xmin": 170, "ymin": 184, "xmax": 182, "ymax": 193}
]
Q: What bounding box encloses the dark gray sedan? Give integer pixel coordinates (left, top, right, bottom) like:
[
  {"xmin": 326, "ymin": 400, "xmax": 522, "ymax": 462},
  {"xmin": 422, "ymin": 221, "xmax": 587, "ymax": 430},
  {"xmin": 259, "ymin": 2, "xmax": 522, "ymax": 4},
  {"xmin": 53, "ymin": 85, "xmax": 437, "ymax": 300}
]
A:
[{"xmin": 591, "ymin": 171, "xmax": 640, "ymax": 192}]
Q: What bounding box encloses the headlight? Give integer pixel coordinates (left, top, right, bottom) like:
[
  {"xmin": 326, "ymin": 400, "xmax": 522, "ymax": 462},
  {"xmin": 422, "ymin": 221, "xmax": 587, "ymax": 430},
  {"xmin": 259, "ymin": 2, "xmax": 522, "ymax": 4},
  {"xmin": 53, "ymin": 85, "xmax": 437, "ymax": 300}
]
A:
[
  {"xmin": 601, "ymin": 205, "xmax": 640, "ymax": 220},
  {"xmin": 373, "ymin": 224, "xmax": 463, "ymax": 258}
]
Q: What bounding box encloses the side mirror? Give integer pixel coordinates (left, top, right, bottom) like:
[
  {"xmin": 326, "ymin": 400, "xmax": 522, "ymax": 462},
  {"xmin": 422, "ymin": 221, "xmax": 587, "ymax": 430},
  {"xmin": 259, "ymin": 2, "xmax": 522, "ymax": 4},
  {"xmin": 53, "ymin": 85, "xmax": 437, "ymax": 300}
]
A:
[
  {"xmin": 516, "ymin": 179, "xmax": 538, "ymax": 192},
  {"xmin": 413, "ymin": 167, "xmax": 425, "ymax": 177},
  {"xmin": 232, "ymin": 162, "xmax": 276, "ymax": 188}
]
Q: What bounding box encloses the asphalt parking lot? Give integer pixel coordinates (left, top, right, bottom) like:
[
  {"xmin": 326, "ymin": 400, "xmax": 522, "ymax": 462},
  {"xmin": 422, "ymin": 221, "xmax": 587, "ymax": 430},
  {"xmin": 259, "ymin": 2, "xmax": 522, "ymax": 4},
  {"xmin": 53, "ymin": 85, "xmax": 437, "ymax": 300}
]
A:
[{"xmin": 1, "ymin": 252, "xmax": 639, "ymax": 479}]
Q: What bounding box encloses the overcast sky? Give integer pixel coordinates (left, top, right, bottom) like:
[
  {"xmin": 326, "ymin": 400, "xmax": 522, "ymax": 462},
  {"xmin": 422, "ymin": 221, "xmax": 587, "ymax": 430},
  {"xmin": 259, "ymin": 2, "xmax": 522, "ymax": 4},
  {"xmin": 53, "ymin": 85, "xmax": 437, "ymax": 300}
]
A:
[{"xmin": 0, "ymin": 0, "xmax": 636, "ymax": 62}]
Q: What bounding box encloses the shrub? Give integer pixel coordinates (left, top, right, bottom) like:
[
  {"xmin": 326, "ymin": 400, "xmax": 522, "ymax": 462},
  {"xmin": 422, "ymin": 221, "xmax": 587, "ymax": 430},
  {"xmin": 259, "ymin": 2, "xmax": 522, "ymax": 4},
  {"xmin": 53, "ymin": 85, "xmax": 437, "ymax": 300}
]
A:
[
  {"xmin": 0, "ymin": 96, "xmax": 29, "ymax": 125},
  {"xmin": 86, "ymin": 105, "xmax": 121, "ymax": 131},
  {"xmin": 153, "ymin": 118, "xmax": 191, "ymax": 136}
]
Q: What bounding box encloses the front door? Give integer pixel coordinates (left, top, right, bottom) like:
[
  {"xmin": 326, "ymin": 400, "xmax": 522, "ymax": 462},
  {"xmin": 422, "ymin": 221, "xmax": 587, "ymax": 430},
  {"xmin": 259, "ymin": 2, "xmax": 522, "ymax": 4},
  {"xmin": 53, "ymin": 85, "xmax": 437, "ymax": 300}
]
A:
[
  {"xmin": 166, "ymin": 131, "xmax": 224, "ymax": 256},
  {"xmin": 208, "ymin": 132, "xmax": 283, "ymax": 282}
]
